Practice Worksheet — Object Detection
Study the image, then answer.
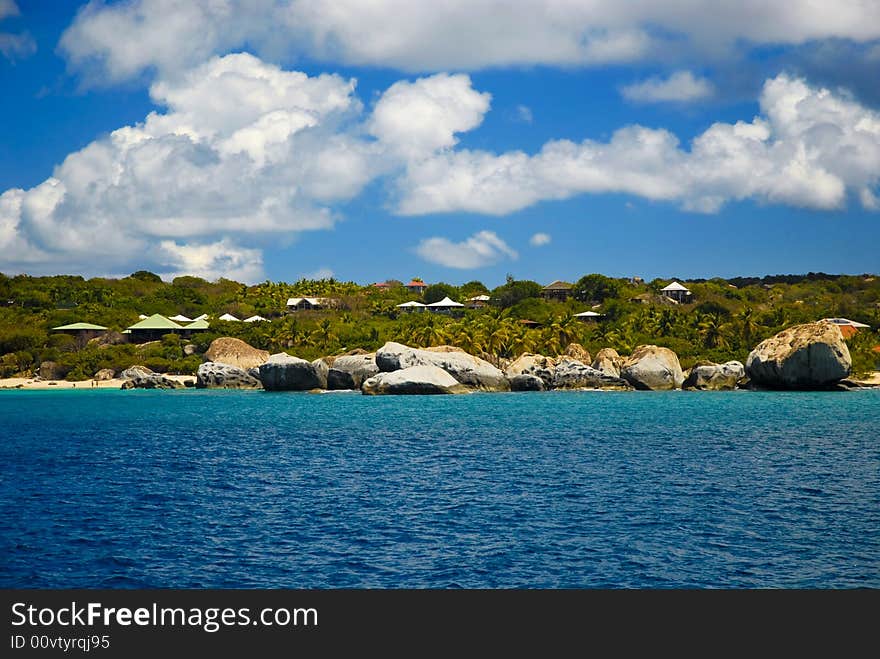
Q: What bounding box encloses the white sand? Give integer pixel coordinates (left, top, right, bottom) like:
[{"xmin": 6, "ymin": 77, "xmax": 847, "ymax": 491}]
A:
[{"xmin": 0, "ymin": 375, "xmax": 195, "ymax": 390}]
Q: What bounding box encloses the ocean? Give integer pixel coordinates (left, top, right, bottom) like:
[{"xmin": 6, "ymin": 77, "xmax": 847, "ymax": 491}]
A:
[{"xmin": 1, "ymin": 389, "xmax": 878, "ymax": 588}]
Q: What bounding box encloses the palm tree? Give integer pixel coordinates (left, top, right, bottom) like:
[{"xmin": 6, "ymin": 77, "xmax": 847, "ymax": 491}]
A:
[
  {"xmin": 735, "ymin": 306, "xmax": 761, "ymax": 346},
  {"xmin": 698, "ymin": 313, "xmax": 730, "ymax": 349},
  {"xmin": 656, "ymin": 309, "xmax": 678, "ymax": 337},
  {"xmin": 310, "ymin": 319, "xmax": 335, "ymax": 349}
]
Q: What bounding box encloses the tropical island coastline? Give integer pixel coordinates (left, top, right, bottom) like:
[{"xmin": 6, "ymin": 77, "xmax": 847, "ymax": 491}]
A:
[{"xmin": 2, "ymin": 269, "xmax": 877, "ymax": 394}]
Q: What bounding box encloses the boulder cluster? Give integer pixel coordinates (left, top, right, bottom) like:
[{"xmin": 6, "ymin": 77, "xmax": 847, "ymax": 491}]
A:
[{"xmin": 118, "ymin": 320, "xmax": 856, "ymax": 394}]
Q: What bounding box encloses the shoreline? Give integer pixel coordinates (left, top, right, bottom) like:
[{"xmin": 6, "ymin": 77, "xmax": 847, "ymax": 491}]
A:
[
  {"xmin": 1, "ymin": 371, "xmax": 878, "ymax": 392},
  {"xmin": 0, "ymin": 375, "xmax": 195, "ymax": 390}
]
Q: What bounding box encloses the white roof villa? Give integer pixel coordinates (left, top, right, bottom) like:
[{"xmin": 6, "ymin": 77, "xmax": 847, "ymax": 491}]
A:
[
  {"xmin": 168, "ymin": 314, "xmax": 193, "ymax": 322},
  {"xmin": 396, "ymin": 301, "xmax": 426, "ymax": 308},
  {"xmin": 243, "ymin": 315, "xmax": 268, "ymax": 322},
  {"xmin": 468, "ymin": 295, "xmax": 490, "ymax": 302},
  {"xmin": 427, "ymin": 296, "xmax": 465, "ymax": 310},
  {"xmin": 218, "ymin": 313, "xmax": 240, "ymax": 322},
  {"xmin": 574, "ymin": 311, "xmax": 603, "ymax": 318},
  {"xmin": 286, "ymin": 297, "xmax": 338, "ymax": 311},
  {"xmin": 660, "ymin": 281, "xmax": 693, "ymax": 303}
]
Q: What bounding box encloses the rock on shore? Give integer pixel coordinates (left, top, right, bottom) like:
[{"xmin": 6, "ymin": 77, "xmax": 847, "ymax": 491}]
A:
[
  {"xmin": 259, "ymin": 353, "xmax": 328, "ymax": 391},
  {"xmin": 362, "ymin": 365, "xmax": 470, "ymax": 395},
  {"xmin": 683, "ymin": 361, "xmax": 745, "ymax": 390},
  {"xmin": 121, "ymin": 373, "xmax": 185, "ymax": 389},
  {"xmin": 621, "ymin": 345, "xmax": 684, "ymax": 390},
  {"xmin": 196, "ymin": 362, "xmax": 262, "ymax": 389},
  {"xmin": 205, "ymin": 337, "xmax": 269, "ymax": 370},
  {"xmin": 509, "ymin": 373, "xmax": 546, "ymax": 391},
  {"xmin": 327, "ymin": 353, "xmax": 379, "ymax": 390},
  {"xmin": 745, "ymin": 321, "xmax": 851, "ymax": 389},
  {"xmin": 591, "ymin": 348, "xmax": 624, "ymax": 378},
  {"xmin": 376, "ymin": 342, "xmax": 508, "ymax": 391},
  {"xmin": 552, "ymin": 358, "xmax": 631, "ymax": 390}
]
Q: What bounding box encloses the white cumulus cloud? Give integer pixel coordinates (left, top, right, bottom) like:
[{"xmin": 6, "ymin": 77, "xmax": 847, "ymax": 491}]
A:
[
  {"xmin": 620, "ymin": 71, "xmax": 714, "ymax": 103},
  {"xmin": 159, "ymin": 239, "xmax": 264, "ymax": 282},
  {"xmin": 368, "ymin": 73, "xmax": 491, "ymax": 160},
  {"xmin": 416, "ymin": 231, "xmax": 518, "ymax": 269},
  {"xmin": 0, "ymin": 53, "xmax": 372, "ymax": 280},
  {"xmin": 397, "ymin": 74, "xmax": 880, "ymax": 216},
  {"xmin": 59, "ymin": 1, "xmax": 880, "ymax": 81},
  {"xmin": 530, "ymin": 232, "xmax": 551, "ymax": 246}
]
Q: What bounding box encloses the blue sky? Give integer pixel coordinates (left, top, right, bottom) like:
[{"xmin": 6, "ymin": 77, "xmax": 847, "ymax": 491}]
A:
[{"xmin": 1, "ymin": 1, "xmax": 878, "ymax": 287}]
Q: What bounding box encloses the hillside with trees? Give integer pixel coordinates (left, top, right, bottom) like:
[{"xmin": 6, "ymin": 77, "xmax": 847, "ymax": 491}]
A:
[{"xmin": 1, "ymin": 270, "xmax": 878, "ymax": 380}]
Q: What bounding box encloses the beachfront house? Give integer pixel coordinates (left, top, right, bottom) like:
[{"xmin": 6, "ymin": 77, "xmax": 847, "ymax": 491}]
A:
[
  {"xmin": 125, "ymin": 314, "xmax": 183, "ymax": 342},
  {"xmin": 540, "ymin": 280, "xmax": 574, "ymax": 301},
  {"xmin": 660, "ymin": 281, "xmax": 693, "ymax": 303}
]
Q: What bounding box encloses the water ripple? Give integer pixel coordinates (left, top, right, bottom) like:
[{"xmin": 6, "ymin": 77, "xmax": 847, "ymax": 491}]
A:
[{"xmin": 0, "ymin": 388, "xmax": 878, "ymax": 588}]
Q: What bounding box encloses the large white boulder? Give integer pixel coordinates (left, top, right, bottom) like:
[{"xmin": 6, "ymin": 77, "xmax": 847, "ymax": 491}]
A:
[
  {"xmin": 620, "ymin": 345, "xmax": 684, "ymax": 391},
  {"xmin": 361, "ymin": 365, "xmax": 470, "ymax": 395},
  {"xmin": 746, "ymin": 321, "xmax": 851, "ymax": 388},
  {"xmin": 376, "ymin": 342, "xmax": 509, "ymax": 391}
]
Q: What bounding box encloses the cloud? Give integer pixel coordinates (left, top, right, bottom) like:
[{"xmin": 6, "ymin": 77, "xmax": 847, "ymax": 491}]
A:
[
  {"xmin": 4, "ymin": 59, "xmax": 878, "ymax": 281},
  {"xmin": 620, "ymin": 71, "xmax": 713, "ymax": 103},
  {"xmin": 529, "ymin": 232, "xmax": 551, "ymax": 246},
  {"xmin": 302, "ymin": 267, "xmax": 335, "ymax": 280},
  {"xmin": 367, "ymin": 73, "xmax": 491, "ymax": 160},
  {"xmin": 515, "ymin": 105, "xmax": 533, "ymax": 124},
  {"xmin": 0, "ymin": 53, "xmax": 373, "ymax": 279},
  {"xmin": 416, "ymin": 230, "xmax": 518, "ymax": 269},
  {"xmin": 159, "ymin": 239, "xmax": 264, "ymax": 282},
  {"xmin": 59, "ymin": 1, "xmax": 880, "ymax": 81},
  {"xmin": 0, "ymin": 0, "xmax": 35, "ymax": 61},
  {"xmin": 397, "ymin": 74, "xmax": 880, "ymax": 216}
]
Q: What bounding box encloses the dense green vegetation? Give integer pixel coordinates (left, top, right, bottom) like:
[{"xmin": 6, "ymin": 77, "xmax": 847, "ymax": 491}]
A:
[{"xmin": 1, "ymin": 270, "xmax": 878, "ymax": 379}]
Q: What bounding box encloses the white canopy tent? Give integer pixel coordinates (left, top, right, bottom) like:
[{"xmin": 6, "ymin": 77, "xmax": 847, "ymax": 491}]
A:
[{"xmin": 427, "ymin": 296, "xmax": 464, "ymax": 309}]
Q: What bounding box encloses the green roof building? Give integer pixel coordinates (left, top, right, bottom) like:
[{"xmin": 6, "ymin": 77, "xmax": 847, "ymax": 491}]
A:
[
  {"xmin": 183, "ymin": 318, "xmax": 210, "ymax": 331},
  {"xmin": 50, "ymin": 321, "xmax": 108, "ymax": 347},
  {"xmin": 126, "ymin": 314, "xmax": 184, "ymax": 341}
]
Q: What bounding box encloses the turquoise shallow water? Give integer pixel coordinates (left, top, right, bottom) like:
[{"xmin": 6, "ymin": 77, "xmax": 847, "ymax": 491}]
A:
[{"xmin": 0, "ymin": 388, "xmax": 878, "ymax": 588}]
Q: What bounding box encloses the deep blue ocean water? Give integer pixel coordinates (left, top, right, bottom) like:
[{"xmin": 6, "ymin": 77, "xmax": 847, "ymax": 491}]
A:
[{"xmin": 0, "ymin": 389, "xmax": 877, "ymax": 588}]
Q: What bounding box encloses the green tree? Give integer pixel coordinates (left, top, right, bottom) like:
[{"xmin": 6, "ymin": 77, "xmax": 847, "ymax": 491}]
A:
[
  {"xmin": 423, "ymin": 283, "xmax": 461, "ymax": 304},
  {"xmin": 491, "ymin": 277, "xmax": 542, "ymax": 308},
  {"xmin": 572, "ymin": 274, "xmax": 621, "ymax": 304}
]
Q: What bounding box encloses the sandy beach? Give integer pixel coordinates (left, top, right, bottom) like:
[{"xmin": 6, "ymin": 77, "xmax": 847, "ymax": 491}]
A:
[{"xmin": 0, "ymin": 375, "xmax": 195, "ymax": 390}]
